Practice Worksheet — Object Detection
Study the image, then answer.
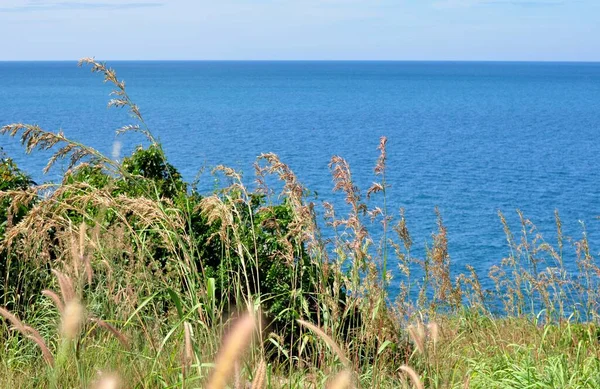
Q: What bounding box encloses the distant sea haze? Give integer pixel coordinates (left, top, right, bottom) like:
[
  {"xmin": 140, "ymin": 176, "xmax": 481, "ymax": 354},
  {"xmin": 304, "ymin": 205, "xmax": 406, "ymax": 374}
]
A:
[{"xmin": 1, "ymin": 61, "xmax": 599, "ymax": 292}]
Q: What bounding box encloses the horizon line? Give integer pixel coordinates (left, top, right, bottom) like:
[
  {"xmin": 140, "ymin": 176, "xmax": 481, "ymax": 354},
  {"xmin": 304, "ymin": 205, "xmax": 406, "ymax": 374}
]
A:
[{"xmin": 1, "ymin": 59, "xmax": 599, "ymax": 63}]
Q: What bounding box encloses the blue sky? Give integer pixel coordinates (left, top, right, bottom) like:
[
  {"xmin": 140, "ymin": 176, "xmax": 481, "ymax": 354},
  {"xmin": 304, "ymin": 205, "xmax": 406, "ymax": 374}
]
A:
[{"xmin": 0, "ymin": 0, "xmax": 597, "ymax": 60}]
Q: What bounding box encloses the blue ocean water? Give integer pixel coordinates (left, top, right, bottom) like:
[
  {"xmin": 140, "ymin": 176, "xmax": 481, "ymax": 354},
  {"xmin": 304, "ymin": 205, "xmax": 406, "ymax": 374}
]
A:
[{"xmin": 1, "ymin": 61, "xmax": 600, "ymax": 293}]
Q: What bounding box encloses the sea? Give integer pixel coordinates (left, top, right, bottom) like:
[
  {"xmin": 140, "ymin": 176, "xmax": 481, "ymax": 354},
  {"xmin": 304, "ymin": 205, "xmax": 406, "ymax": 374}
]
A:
[{"xmin": 1, "ymin": 61, "xmax": 599, "ymax": 294}]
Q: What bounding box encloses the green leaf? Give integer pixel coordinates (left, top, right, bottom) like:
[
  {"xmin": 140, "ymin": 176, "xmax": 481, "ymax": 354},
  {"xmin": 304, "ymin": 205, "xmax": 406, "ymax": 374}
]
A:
[
  {"xmin": 167, "ymin": 288, "xmax": 184, "ymax": 319},
  {"xmin": 377, "ymin": 340, "xmax": 393, "ymax": 355}
]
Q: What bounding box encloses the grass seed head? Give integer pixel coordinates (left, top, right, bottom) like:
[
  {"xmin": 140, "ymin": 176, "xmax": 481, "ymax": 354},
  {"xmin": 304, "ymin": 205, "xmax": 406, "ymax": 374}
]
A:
[
  {"xmin": 399, "ymin": 365, "xmax": 424, "ymax": 389},
  {"xmin": 207, "ymin": 314, "xmax": 256, "ymax": 389},
  {"xmin": 61, "ymin": 299, "xmax": 84, "ymax": 340},
  {"xmin": 92, "ymin": 373, "xmax": 122, "ymax": 389},
  {"xmin": 251, "ymin": 360, "xmax": 267, "ymax": 389},
  {"xmin": 327, "ymin": 370, "xmax": 353, "ymax": 389}
]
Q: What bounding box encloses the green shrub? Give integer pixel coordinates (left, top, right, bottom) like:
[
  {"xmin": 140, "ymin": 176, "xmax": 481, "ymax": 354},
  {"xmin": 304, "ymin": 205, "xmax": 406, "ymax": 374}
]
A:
[{"xmin": 0, "ymin": 151, "xmax": 40, "ymax": 310}]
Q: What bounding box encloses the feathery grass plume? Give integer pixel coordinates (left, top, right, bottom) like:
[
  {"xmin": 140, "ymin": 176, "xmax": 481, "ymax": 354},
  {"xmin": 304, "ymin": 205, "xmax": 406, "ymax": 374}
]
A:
[
  {"xmin": 61, "ymin": 299, "xmax": 84, "ymax": 340},
  {"xmin": 399, "ymin": 365, "xmax": 424, "ymax": 389},
  {"xmin": 206, "ymin": 314, "xmax": 256, "ymax": 389},
  {"xmin": 67, "ymin": 231, "xmax": 79, "ymax": 276},
  {"xmin": 25, "ymin": 330, "xmax": 55, "ymax": 367},
  {"xmin": 554, "ymin": 209, "xmax": 564, "ymax": 266},
  {"xmin": 0, "ymin": 307, "xmax": 54, "ymax": 366},
  {"xmin": 459, "ymin": 265, "xmax": 487, "ymax": 310},
  {"xmin": 254, "ymin": 152, "xmax": 324, "ymax": 270},
  {"xmin": 0, "ymin": 306, "xmax": 26, "ymax": 332},
  {"xmin": 427, "ymin": 322, "xmax": 440, "ymax": 346},
  {"xmin": 429, "ymin": 208, "xmax": 460, "ymax": 307},
  {"xmin": 329, "ymin": 154, "xmax": 370, "ymax": 293},
  {"xmin": 297, "ymin": 319, "xmax": 350, "ymax": 367},
  {"xmin": 326, "ymin": 370, "xmax": 353, "ymax": 389},
  {"xmin": 255, "ymin": 153, "xmax": 311, "ymax": 227},
  {"xmin": 0, "ymin": 123, "xmax": 118, "ymax": 174},
  {"xmin": 89, "ymin": 318, "xmax": 130, "ymax": 349},
  {"xmin": 366, "ymin": 182, "xmax": 384, "ymax": 199},
  {"xmin": 329, "ymin": 156, "xmax": 362, "ymax": 212},
  {"xmin": 78, "ymin": 57, "xmax": 157, "ymax": 146},
  {"xmin": 66, "ymin": 221, "xmax": 93, "ymax": 284},
  {"xmin": 395, "ymin": 208, "xmax": 413, "ymax": 251},
  {"xmin": 367, "ymin": 136, "xmax": 388, "ymax": 199},
  {"xmin": 199, "ymin": 194, "xmax": 235, "ymax": 242},
  {"xmin": 0, "ymin": 185, "xmax": 40, "ymax": 226},
  {"xmin": 42, "ymin": 290, "xmax": 65, "ymax": 314},
  {"xmin": 375, "ymin": 136, "xmax": 387, "ymax": 175},
  {"xmin": 51, "ymin": 269, "xmax": 75, "ymax": 303},
  {"xmin": 92, "ymin": 373, "xmax": 122, "ymax": 389},
  {"xmin": 251, "ymin": 360, "xmax": 267, "ymax": 389},
  {"xmin": 22, "ymin": 324, "xmax": 46, "ymax": 347},
  {"xmin": 407, "ymin": 323, "xmax": 426, "ymax": 354}
]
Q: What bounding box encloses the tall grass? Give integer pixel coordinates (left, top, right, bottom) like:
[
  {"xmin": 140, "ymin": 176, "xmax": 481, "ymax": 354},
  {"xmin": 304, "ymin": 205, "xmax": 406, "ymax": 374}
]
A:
[{"xmin": 0, "ymin": 59, "xmax": 598, "ymax": 388}]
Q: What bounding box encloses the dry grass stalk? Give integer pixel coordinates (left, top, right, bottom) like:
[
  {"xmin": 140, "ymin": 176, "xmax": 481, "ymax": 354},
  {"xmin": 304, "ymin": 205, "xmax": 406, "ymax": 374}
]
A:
[
  {"xmin": 326, "ymin": 370, "xmax": 353, "ymax": 389},
  {"xmin": 297, "ymin": 319, "xmax": 350, "ymax": 367},
  {"xmin": 250, "ymin": 360, "xmax": 267, "ymax": 389},
  {"xmin": 399, "ymin": 365, "xmax": 424, "ymax": 389},
  {"xmin": 182, "ymin": 321, "xmax": 194, "ymax": 374},
  {"xmin": 76, "ymin": 222, "xmax": 94, "ymax": 285},
  {"xmin": 206, "ymin": 314, "xmax": 256, "ymax": 389},
  {"xmin": 329, "ymin": 156, "xmax": 361, "ymax": 210},
  {"xmin": 70, "ymin": 232, "xmax": 80, "ymax": 280}
]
